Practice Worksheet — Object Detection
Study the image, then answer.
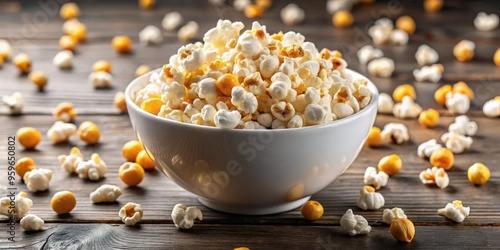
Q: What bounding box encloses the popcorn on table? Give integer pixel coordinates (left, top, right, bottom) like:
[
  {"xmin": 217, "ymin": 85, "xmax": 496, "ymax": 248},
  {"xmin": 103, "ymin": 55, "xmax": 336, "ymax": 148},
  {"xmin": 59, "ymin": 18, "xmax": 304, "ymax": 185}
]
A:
[
  {"xmin": 2, "ymin": 92, "xmax": 24, "ymax": 115},
  {"xmin": 20, "ymin": 214, "xmax": 44, "ymax": 231},
  {"xmin": 415, "ymin": 44, "xmax": 439, "ymax": 66},
  {"xmin": 438, "ymin": 200, "xmax": 470, "ymax": 223},
  {"xmin": 53, "ymin": 50, "xmax": 74, "ymax": 69},
  {"xmin": 58, "ymin": 147, "xmax": 84, "ymax": 173},
  {"xmin": 0, "ymin": 39, "xmax": 13, "ymax": 59},
  {"xmin": 445, "ymin": 92, "xmax": 470, "ymax": 115},
  {"xmin": 381, "ymin": 123, "xmax": 410, "ymax": 144},
  {"xmin": 448, "ymin": 115, "xmax": 477, "ymax": 136},
  {"xmin": 162, "ymin": 12, "xmax": 183, "ymax": 31},
  {"xmin": 76, "ymin": 153, "xmax": 107, "ymax": 181},
  {"xmin": 340, "ymin": 209, "xmax": 372, "ymax": 236},
  {"xmin": 357, "ymin": 186, "xmax": 385, "ymax": 210},
  {"xmin": 178, "ymin": 21, "xmax": 199, "ymax": 41},
  {"xmin": 139, "ymin": 25, "xmax": 163, "ymax": 45},
  {"xmin": 483, "ymin": 97, "xmax": 500, "ymax": 117},
  {"xmin": 382, "ymin": 207, "xmax": 407, "ymax": 225},
  {"xmin": 171, "ymin": 204, "xmax": 203, "ymax": 229},
  {"xmin": 441, "ymin": 132, "xmax": 473, "ymax": 154},
  {"xmin": 377, "ymin": 93, "xmax": 394, "ymax": 114},
  {"xmin": 474, "ymin": 12, "xmax": 499, "ymax": 32},
  {"xmin": 413, "ymin": 64, "xmax": 443, "ymax": 83},
  {"xmin": 367, "ymin": 57, "xmax": 394, "ymax": 78},
  {"xmin": 90, "ymin": 184, "xmax": 122, "ymax": 203},
  {"xmin": 453, "ymin": 40, "xmax": 475, "ymax": 62},
  {"xmin": 23, "ymin": 169, "xmax": 53, "ymax": 192},
  {"xmin": 233, "ymin": 0, "xmax": 250, "ymax": 12},
  {"xmin": 89, "ymin": 71, "xmax": 113, "ymax": 89},
  {"xmin": 419, "ymin": 166, "xmax": 450, "ymax": 189},
  {"xmin": 0, "ymin": 192, "xmax": 33, "ymax": 218},
  {"xmin": 47, "ymin": 121, "xmax": 77, "ymax": 143},
  {"xmin": 363, "ymin": 167, "xmax": 389, "ymax": 190},
  {"xmin": 417, "ymin": 139, "xmax": 443, "ymax": 158},
  {"xmin": 119, "ymin": 202, "xmax": 143, "ymax": 226},
  {"xmin": 280, "ymin": 4, "xmax": 305, "ymax": 26},
  {"xmin": 393, "ymin": 95, "xmax": 422, "ymax": 119},
  {"xmin": 357, "ymin": 45, "xmax": 383, "ymax": 65},
  {"xmin": 368, "ymin": 18, "xmax": 393, "ymax": 45},
  {"xmin": 326, "ymin": 0, "xmax": 353, "ymax": 15},
  {"xmin": 389, "ymin": 29, "xmax": 409, "ymax": 45}
]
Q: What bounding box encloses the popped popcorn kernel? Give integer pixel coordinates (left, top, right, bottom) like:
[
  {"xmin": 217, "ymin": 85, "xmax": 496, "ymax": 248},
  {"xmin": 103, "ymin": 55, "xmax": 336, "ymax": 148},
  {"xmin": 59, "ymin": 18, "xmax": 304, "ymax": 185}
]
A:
[
  {"xmin": 162, "ymin": 12, "xmax": 183, "ymax": 31},
  {"xmin": 0, "ymin": 192, "xmax": 33, "ymax": 218},
  {"xmin": 171, "ymin": 204, "xmax": 203, "ymax": 229},
  {"xmin": 383, "ymin": 207, "xmax": 407, "ymax": 225},
  {"xmin": 53, "ymin": 102, "xmax": 77, "ymax": 122},
  {"xmin": 47, "ymin": 121, "xmax": 77, "ymax": 143},
  {"xmin": 364, "ymin": 166, "xmax": 389, "ymax": 190},
  {"xmin": 438, "ymin": 200, "xmax": 470, "ymax": 223},
  {"xmin": 474, "ymin": 12, "xmax": 499, "ymax": 32},
  {"xmin": 413, "ymin": 64, "xmax": 443, "ymax": 83},
  {"xmin": 419, "ymin": 166, "xmax": 450, "ymax": 189},
  {"xmin": 393, "ymin": 96, "xmax": 422, "ymax": 119},
  {"xmin": 416, "ymin": 44, "xmax": 439, "ymax": 66},
  {"xmin": 340, "ymin": 209, "xmax": 371, "ymax": 236},
  {"xmin": 280, "ymin": 4, "xmax": 305, "ymax": 26},
  {"xmin": 76, "ymin": 153, "xmax": 107, "ymax": 181},
  {"xmin": 58, "ymin": 147, "xmax": 84, "ymax": 174},
  {"xmin": 119, "ymin": 202, "xmax": 143, "ymax": 226},
  {"xmin": 483, "ymin": 96, "xmax": 500, "ymax": 117},
  {"xmin": 357, "ymin": 185, "xmax": 385, "ymax": 210},
  {"xmin": 24, "ymin": 169, "xmax": 52, "ymax": 192},
  {"xmin": 90, "ymin": 184, "xmax": 122, "ymax": 203},
  {"xmin": 367, "ymin": 57, "xmax": 394, "ymax": 78},
  {"xmin": 381, "ymin": 123, "xmax": 409, "ymax": 145},
  {"xmin": 441, "ymin": 132, "xmax": 473, "ymax": 154},
  {"xmin": 417, "ymin": 139, "xmax": 442, "ymax": 159},
  {"xmin": 20, "ymin": 214, "xmax": 44, "ymax": 231},
  {"xmin": 53, "ymin": 50, "xmax": 74, "ymax": 69}
]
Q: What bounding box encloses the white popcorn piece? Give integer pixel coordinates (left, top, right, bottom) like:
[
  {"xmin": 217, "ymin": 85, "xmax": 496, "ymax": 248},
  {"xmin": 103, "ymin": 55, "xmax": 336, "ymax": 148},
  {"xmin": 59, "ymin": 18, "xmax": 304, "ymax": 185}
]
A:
[
  {"xmin": 53, "ymin": 50, "xmax": 74, "ymax": 69},
  {"xmin": 474, "ymin": 12, "xmax": 499, "ymax": 32},
  {"xmin": 381, "ymin": 123, "xmax": 410, "ymax": 144},
  {"xmin": 377, "ymin": 93, "xmax": 394, "ymax": 114},
  {"xmin": 2, "ymin": 92, "xmax": 24, "ymax": 115},
  {"xmin": 47, "ymin": 121, "xmax": 77, "ymax": 143},
  {"xmin": 178, "ymin": 44, "xmax": 205, "ymax": 72},
  {"xmin": 413, "ymin": 64, "xmax": 443, "ymax": 83},
  {"xmin": 389, "ymin": 29, "xmax": 409, "ymax": 45},
  {"xmin": 438, "ymin": 200, "xmax": 470, "ymax": 223},
  {"xmin": 58, "ymin": 147, "xmax": 84, "ymax": 173},
  {"xmin": 363, "ymin": 167, "xmax": 389, "ymax": 190},
  {"xmin": 257, "ymin": 113, "xmax": 273, "ymax": 128},
  {"xmin": 178, "ymin": 21, "xmax": 199, "ymax": 41},
  {"xmin": 305, "ymin": 103, "xmax": 326, "ymax": 125},
  {"xmin": 357, "ymin": 186, "xmax": 385, "ymax": 210},
  {"xmin": 76, "ymin": 153, "xmax": 107, "ymax": 181},
  {"xmin": 357, "ymin": 45, "xmax": 383, "ymax": 65},
  {"xmin": 214, "ymin": 109, "xmax": 241, "ymax": 129},
  {"xmin": 90, "ymin": 184, "xmax": 122, "ymax": 203},
  {"xmin": 382, "ymin": 207, "xmax": 407, "ymax": 225},
  {"xmin": 162, "ymin": 12, "xmax": 183, "ymax": 31},
  {"xmin": 419, "ymin": 166, "xmax": 450, "ymax": 189},
  {"xmin": 20, "ymin": 214, "xmax": 44, "ymax": 231},
  {"xmin": 203, "ymin": 20, "xmax": 244, "ymax": 54},
  {"xmin": 340, "ymin": 209, "xmax": 372, "ymax": 236},
  {"xmin": 231, "ymin": 86, "xmax": 258, "ymax": 114},
  {"xmin": 445, "ymin": 92, "xmax": 470, "ymax": 114},
  {"xmin": 368, "ymin": 18, "xmax": 393, "ymax": 45},
  {"xmin": 260, "ymin": 56, "xmax": 279, "ymax": 79},
  {"xmin": 415, "ymin": 44, "xmax": 439, "ymax": 66},
  {"xmin": 280, "ymin": 4, "xmax": 305, "ymax": 26},
  {"xmin": 139, "ymin": 25, "xmax": 163, "ymax": 46},
  {"xmin": 162, "ymin": 82, "xmax": 186, "ymax": 109},
  {"xmin": 233, "ymin": 0, "xmax": 250, "ymax": 11},
  {"xmin": 119, "ymin": 202, "xmax": 143, "ymax": 226},
  {"xmin": 0, "ymin": 192, "xmax": 33, "ymax": 218},
  {"xmin": 171, "ymin": 204, "xmax": 203, "ymax": 229},
  {"xmin": 483, "ymin": 97, "xmax": 500, "ymax": 118},
  {"xmin": 367, "ymin": 57, "xmax": 394, "ymax": 78},
  {"xmin": 417, "ymin": 139, "xmax": 443, "ymax": 158},
  {"xmin": 441, "ymin": 132, "xmax": 473, "ymax": 154},
  {"xmin": 23, "ymin": 169, "xmax": 53, "ymax": 192},
  {"xmin": 0, "ymin": 39, "xmax": 13, "ymax": 59},
  {"xmin": 287, "ymin": 115, "xmax": 304, "ymax": 128},
  {"xmin": 272, "ymin": 101, "xmax": 296, "ymax": 122},
  {"xmin": 326, "ymin": 0, "xmax": 353, "ymax": 15},
  {"xmin": 448, "ymin": 115, "xmax": 477, "ymax": 136},
  {"xmin": 393, "ymin": 96, "xmax": 423, "ymax": 119},
  {"xmin": 88, "ymin": 71, "xmax": 113, "ymax": 89}
]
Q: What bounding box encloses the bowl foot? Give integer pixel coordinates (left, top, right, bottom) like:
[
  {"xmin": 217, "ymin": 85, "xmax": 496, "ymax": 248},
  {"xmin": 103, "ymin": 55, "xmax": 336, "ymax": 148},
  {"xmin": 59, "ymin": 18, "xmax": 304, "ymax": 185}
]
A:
[{"xmin": 197, "ymin": 196, "xmax": 311, "ymax": 215}]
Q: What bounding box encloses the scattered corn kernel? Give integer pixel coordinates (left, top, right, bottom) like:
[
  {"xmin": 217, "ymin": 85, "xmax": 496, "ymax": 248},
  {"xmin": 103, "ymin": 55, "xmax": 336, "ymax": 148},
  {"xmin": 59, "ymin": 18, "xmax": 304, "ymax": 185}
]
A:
[
  {"xmin": 366, "ymin": 127, "xmax": 382, "ymax": 147},
  {"xmin": 53, "ymin": 102, "xmax": 77, "ymax": 122},
  {"xmin": 378, "ymin": 154, "xmax": 402, "ymax": 175},
  {"xmin": 332, "ymin": 10, "xmax": 354, "ymax": 28},
  {"xmin": 28, "ymin": 71, "xmax": 48, "ymax": 91},
  {"xmin": 390, "ymin": 218, "xmax": 415, "ymax": 242},
  {"xmin": 430, "ymin": 147, "xmax": 454, "ymax": 170},
  {"xmin": 112, "ymin": 36, "xmax": 133, "ymax": 54},
  {"xmin": 114, "ymin": 91, "xmax": 127, "ymax": 112},
  {"xmin": 216, "ymin": 73, "xmax": 240, "ymax": 96},
  {"xmin": 92, "ymin": 60, "xmax": 112, "ymax": 73},
  {"xmin": 453, "ymin": 40, "xmax": 475, "ymax": 62},
  {"xmin": 135, "ymin": 65, "xmax": 151, "ymax": 77},
  {"xmin": 67, "ymin": 22, "xmax": 87, "ymax": 42},
  {"xmin": 434, "ymin": 84, "xmax": 452, "ymax": 106},
  {"xmin": 50, "ymin": 191, "xmax": 76, "ymax": 214},
  {"xmin": 468, "ymin": 163, "xmax": 490, "ymax": 185},
  {"xmin": 60, "ymin": 2, "xmax": 80, "ymax": 20},
  {"xmin": 136, "ymin": 150, "xmax": 155, "ymax": 170},
  {"xmin": 139, "ymin": 0, "xmax": 155, "ymax": 10},
  {"xmin": 141, "ymin": 98, "xmax": 164, "ymax": 115},
  {"xmin": 77, "ymin": 121, "xmax": 100, "ymax": 144},
  {"xmin": 453, "ymin": 81, "xmax": 474, "ymax": 100},
  {"xmin": 244, "ymin": 5, "xmax": 263, "ymax": 19},
  {"xmin": 392, "ymin": 84, "xmax": 416, "ymax": 103},
  {"xmin": 418, "ymin": 108, "xmax": 439, "ymax": 128},
  {"xmin": 15, "ymin": 157, "xmax": 36, "ymax": 178},
  {"xmin": 13, "ymin": 53, "xmax": 32, "ymax": 74},
  {"xmin": 17, "ymin": 127, "xmax": 42, "ymax": 149},
  {"xmin": 122, "ymin": 140, "xmax": 144, "ymax": 162},
  {"xmin": 59, "ymin": 35, "xmax": 77, "ymax": 51},
  {"xmin": 301, "ymin": 200, "xmax": 324, "ymax": 221},
  {"xmin": 494, "ymin": 48, "xmax": 500, "ymax": 66},
  {"xmin": 396, "ymin": 15, "xmax": 416, "ymax": 35},
  {"xmin": 119, "ymin": 162, "xmax": 145, "ymax": 186},
  {"xmin": 424, "ymin": 0, "xmax": 443, "ymax": 13}
]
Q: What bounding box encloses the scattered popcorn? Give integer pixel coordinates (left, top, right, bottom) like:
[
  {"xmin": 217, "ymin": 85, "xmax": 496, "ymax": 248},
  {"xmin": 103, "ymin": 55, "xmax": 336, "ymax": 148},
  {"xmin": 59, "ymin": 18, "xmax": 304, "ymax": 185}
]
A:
[
  {"xmin": 171, "ymin": 204, "xmax": 203, "ymax": 229},
  {"xmin": 382, "ymin": 207, "xmax": 407, "ymax": 225},
  {"xmin": 52, "ymin": 50, "xmax": 73, "ymax": 69},
  {"xmin": 474, "ymin": 12, "xmax": 499, "ymax": 32},
  {"xmin": 445, "ymin": 92, "xmax": 470, "ymax": 114},
  {"xmin": 340, "ymin": 209, "xmax": 372, "ymax": 236},
  {"xmin": 483, "ymin": 97, "xmax": 500, "ymax": 117},
  {"xmin": 23, "ymin": 169, "xmax": 53, "ymax": 192},
  {"xmin": 389, "ymin": 29, "xmax": 409, "ymax": 45},
  {"xmin": 178, "ymin": 21, "xmax": 199, "ymax": 41},
  {"xmin": 363, "ymin": 167, "xmax": 389, "ymax": 190},
  {"xmin": 326, "ymin": 0, "xmax": 353, "ymax": 15},
  {"xmin": 76, "ymin": 153, "xmax": 107, "ymax": 181},
  {"xmin": 0, "ymin": 192, "xmax": 32, "ymax": 218},
  {"xmin": 119, "ymin": 202, "xmax": 143, "ymax": 226},
  {"xmin": 438, "ymin": 200, "xmax": 470, "ymax": 223},
  {"xmin": 53, "ymin": 102, "xmax": 77, "ymax": 122},
  {"xmin": 441, "ymin": 132, "xmax": 473, "ymax": 154},
  {"xmin": 381, "ymin": 123, "xmax": 410, "ymax": 144},
  {"xmin": 58, "ymin": 147, "xmax": 83, "ymax": 174},
  {"xmin": 393, "ymin": 84, "xmax": 416, "ymax": 103},
  {"xmin": 393, "ymin": 96, "xmax": 422, "ymax": 119},
  {"xmin": 357, "ymin": 186, "xmax": 385, "ymax": 210},
  {"xmin": 89, "ymin": 71, "xmax": 113, "ymax": 89},
  {"xmin": 417, "ymin": 139, "xmax": 443, "ymax": 158},
  {"xmin": 419, "ymin": 166, "xmax": 450, "ymax": 189},
  {"xmin": 139, "ymin": 25, "xmax": 163, "ymax": 45},
  {"xmin": 214, "ymin": 109, "xmax": 241, "ymax": 129},
  {"xmin": 413, "ymin": 64, "xmax": 443, "ymax": 82},
  {"xmin": 357, "ymin": 45, "xmax": 383, "ymax": 65},
  {"xmin": 20, "ymin": 214, "xmax": 44, "ymax": 231},
  {"xmin": 368, "ymin": 18, "xmax": 393, "ymax": 45},
  {"xmin": 377, "ymin": 93, "xmax": 394, "ymax": 114},
  {"xmin": 453, "ymin": 40, "xmax": 475, "ymax": 62},
  {"xmin": 47, "ymin": 121, "xmax": 77, "ymax": 143},
  {"xmin": 135, "ymin": 65, "xmax": 151, "ymax": 77},
  {"xmin": 162, "ymin": 12, "xmax": 184, "ymax": 31},
  {"xmin": 367, "ymin": 57, "xmax": 394, "ymax": 78},
  {"xmin": 114, "ymin": 91, "xmax": 128, "ymax": 112},
  {"xmin": 0, "ymin": 39, "xmax": 13, "ymax": 60},
  {"xmin": 2, "ymin": 92, "xmax": 24, "ymax": 115},
  {"xmin": 90, "ymin": 184, "xmax": 122, "ymax": 203},
  {"xmin": 453, "ymin": 81, "xmax": 474, "ymax": 100},
  {"xmin": 280, "ymin": 4, "xmax": 305, "ymax": 26},
  {"xmin": 234, "ymin": 0, "xmax": 251, "ymax": 11},
  {"xmin": 415, "ymin": 44, "xmax": 439, "ymax": 66},
  {"xmin": 449, "ymin": 115, "xmax": 477, "ymax": 136}
]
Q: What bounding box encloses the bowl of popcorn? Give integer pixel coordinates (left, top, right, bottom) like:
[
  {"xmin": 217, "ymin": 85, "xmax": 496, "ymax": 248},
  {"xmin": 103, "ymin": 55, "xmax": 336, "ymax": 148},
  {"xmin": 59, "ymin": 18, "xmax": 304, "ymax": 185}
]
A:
[{"xmin": 125, "ymin": 20, "xmax": 378, "ymax": 215}]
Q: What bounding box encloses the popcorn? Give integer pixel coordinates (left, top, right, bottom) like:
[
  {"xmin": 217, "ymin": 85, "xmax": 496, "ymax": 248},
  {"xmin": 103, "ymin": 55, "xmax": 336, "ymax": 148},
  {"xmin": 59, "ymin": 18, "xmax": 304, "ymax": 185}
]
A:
[
  {"xmin": 483, "ymin": 97, "xmax": 500, "ymax": 117},
  {"xmin": 415, "ymin": 44, "xmax": 439, "ymax": 66},
  {"xmin": 231, "ymin": 86, "xmax": 258, "ymax": 114},
  {"xmin": 260, "ymin": 55, "xmax": 279, "ymax": 79},
  {"xmin": 368, "ymin": 18, "xmax": 393, "ymax": 45},
  {"xmin": 58, "ymin": 147, "xmax": 84, "ymax": 173},
  {"xmin": 47, "ymin": 121, "xmax": 77, "ymax": 143},
  {"xmin": 474, "ymin": 12, "xmax": 499, "ymax": 32},
  {"xmin": 393, "ymin": 96, "xmax": 422, "ymax": 119},
  {"xmin": 119, "ymin": 202, "xmax": 143, "ymax": 226},
  {"xmin": 357, "ymin": 186, "xmax": 385, "ymax": 210},
  {"xmin": 233, "ymin": 0, "xmax": 250, "ymax": 11},
  {"xmin": 441, "ymin": 132, "xmax": 473, "ymax": 154},
  {"xmin": 203, "ymin": 20, "xmax": 244, "ymax": 54},
  {"xmin": 90, "ymin": 184, "xmax": 122, "ymax": 203},
  {"xmin": 23, "ymin": 169, "xmax": 53, "ymax": 192},
  {"xmin": 326, "ymin": 0, "xmax": 353, "ymax": 15},
  {"xmin": 178, "ymin": 21, "xmax": 199, "ymax": 41},
  {"xmin": 363, "ymin": 167, "xmax": 389, "ymax": 190},
  {"xmin": 453, "ymin": 40, "xmax": 475, "ymax": 62},
  {"xmin": 88, "ymin": 71, "xmax": 113, "ymax": 89},
  {"xmin": 304, "ymin": 103, "xmax": 326, "ymax": 125},
  {"xmin": 2, "ymin": 92, "xmax": 24, "ymax": 115},
  {"xmin": 413, "ymin": 64, "xmax": 443, "ymax": 82},
  {"xmin": 139, "ymin": 25, "xmax": 163, "ymax": 45},
  {"xmin": 0, "ymin": 192, "xmax": 32, "ymax": 218},
  {"xmin": 340, "ymin": 209, "xmax": 372, "ymax": 236},
  {"xmin": 162, "ymin": 12, "xmax": 183, "ymax": 31},
  {"xmin": 419, "ymin": 166, "xmax": 450, "ymax": 189},
  {"xmin": 445, "ymin": 92, "xmax": 470, "ymax": 114},
  {"xmin": 0, "ymin": 39, "xmax": 13, "ymax": 59},
  {"xmin": 381, "ymin": 123, "xmax": 410, "ymax": 144},
  {"xmin": 272, "ymin": 101, "xmax": 296, "ymax": 121},
  {"xmin": 178, "ymin": 44, "xmax": 205, "ymax": 72},
  {"xmin": 417, "ymin": 139, "xmax": 442, "ymax": 158},
  {"xmin": 257, "ymin": 113, "xmax": 273, "ymax": 127},
  {"xmin": 53, "ymin": 50, "xmax": 74, "ymax": 69},
  {"xmin": 377, "ymin": 93, "xmax": 394, "ymax": 114},
  {"xmin": 20, "ymin": 214, "xmax": 44, "ymax": 231},
  {"xmin": 171, "ymin": 204, "xmax": 203, "ymax": 229},
  {"xmin": 438, "ymin": 200, "xmax": 470, "ymax": 223},
  {"xmin": 287, "ymin": 115, "xmax": 304, "ymax": 128},
  {"xmin": 382, "ymin": 207, "xmax": 407, "ymax": 225},
  {"xmin": 357, "ymin": 45, "xmax": 383, "ymax": 65},
  {"xmin": 367, "ymin": 57, "xmax": 394, "ymax": 78},
  {"xmin": 214, "ymin": 109, "xmax": 241, "ymax": 129},
  {"xmin": 280, "ymin": 4, "xmax": 305, "ymax": 26},
  {"xmin": 76, "ymin": 153, "xmax": 107, "ymax": 181},
  {"xmin": 448, "ymin": 115, "xmax": 477, "ymax": 136},
  {"xmin": 389, "ymin": 29, "xmax": 409, "ymax": 45}
]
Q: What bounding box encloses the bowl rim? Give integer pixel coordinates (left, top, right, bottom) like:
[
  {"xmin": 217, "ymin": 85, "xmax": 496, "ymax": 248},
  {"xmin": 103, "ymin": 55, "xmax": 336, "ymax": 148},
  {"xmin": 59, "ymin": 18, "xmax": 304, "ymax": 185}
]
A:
[{"xmin": 125, "ymin": 68, "xmax": 379, "ymax": 134}]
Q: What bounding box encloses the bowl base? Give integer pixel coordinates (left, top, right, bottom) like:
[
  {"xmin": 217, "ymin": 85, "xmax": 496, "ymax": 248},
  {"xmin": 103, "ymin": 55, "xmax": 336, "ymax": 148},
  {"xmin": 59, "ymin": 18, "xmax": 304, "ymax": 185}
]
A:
[{"xmin": 198, "ymin": 196, "xmax": 311, "ymax": 215}]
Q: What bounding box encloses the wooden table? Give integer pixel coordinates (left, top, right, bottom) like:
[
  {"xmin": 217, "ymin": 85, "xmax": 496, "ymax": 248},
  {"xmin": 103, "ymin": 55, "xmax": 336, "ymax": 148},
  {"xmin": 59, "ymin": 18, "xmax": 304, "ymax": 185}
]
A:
[{"xmin": 1, "ymin": 0, "xmax": 499, "ymax": 249}]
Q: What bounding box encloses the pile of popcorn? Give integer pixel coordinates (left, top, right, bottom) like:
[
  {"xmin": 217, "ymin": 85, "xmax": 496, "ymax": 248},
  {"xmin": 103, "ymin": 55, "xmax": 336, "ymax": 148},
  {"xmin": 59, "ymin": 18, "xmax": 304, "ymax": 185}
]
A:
[{"xmin": 133, "ymin": 20, "xmax": 374, "ymax": 129}]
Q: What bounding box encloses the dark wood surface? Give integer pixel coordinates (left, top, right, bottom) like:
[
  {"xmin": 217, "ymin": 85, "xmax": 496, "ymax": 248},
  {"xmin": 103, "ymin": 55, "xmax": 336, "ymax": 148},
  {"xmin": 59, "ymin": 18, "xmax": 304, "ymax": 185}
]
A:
[{"xmin": 0, "ymin": 0, "xmax": 499, "ymax": 249}]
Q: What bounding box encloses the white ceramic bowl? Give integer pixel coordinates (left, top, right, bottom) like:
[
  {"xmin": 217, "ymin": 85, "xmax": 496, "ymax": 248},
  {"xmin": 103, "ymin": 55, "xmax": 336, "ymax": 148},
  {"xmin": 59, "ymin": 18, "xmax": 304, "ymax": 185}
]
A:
[{"xmin": 125, "ymin": 69, "xmax": 378, "ymax": 215}]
